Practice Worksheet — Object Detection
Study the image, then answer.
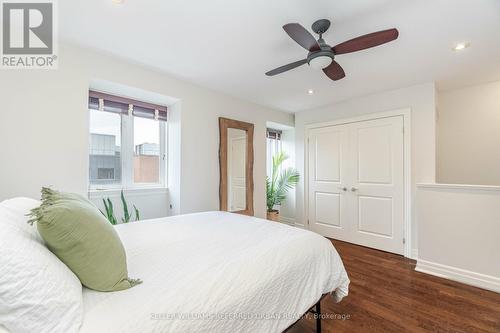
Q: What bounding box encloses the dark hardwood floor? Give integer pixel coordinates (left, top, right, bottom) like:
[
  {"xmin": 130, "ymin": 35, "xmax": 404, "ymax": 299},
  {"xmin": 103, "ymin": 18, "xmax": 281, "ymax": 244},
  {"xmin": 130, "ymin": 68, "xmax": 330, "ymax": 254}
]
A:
[{"xmin": 290, "ymin": 239, "xmax": 500, "ymax": 333}]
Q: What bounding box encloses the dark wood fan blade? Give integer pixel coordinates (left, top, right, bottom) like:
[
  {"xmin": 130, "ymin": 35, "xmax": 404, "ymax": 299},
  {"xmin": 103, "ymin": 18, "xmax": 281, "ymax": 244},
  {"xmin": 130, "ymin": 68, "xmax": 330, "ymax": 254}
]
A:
[
  {"xmin": 332, "ymin": 28, "xmax": 399, "ymax": 55},
  {"xmin": 265, "ymin": 59, "xmax": 308, "ymax": 76},
  {"xmin": 283, "ymin": 23, "xmax": 320, "ymax": 51},
  {"xmin": 323, "ymin": 60, "xmax": 345, "ymax": 81}
]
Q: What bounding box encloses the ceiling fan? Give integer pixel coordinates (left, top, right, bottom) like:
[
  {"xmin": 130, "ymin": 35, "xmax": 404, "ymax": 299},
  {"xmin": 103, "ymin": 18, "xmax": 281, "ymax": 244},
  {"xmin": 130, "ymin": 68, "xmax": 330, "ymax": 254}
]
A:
[{"xmin": 265, "ymin": 19, "xmax": 399, "ymax": 81}]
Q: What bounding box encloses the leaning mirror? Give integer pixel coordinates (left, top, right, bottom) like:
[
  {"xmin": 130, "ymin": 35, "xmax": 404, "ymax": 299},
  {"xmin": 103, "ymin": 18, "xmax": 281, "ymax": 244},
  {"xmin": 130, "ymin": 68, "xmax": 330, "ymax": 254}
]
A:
[{"xmin": 219, "ymin": 117, "xmax": 254, "ymax": 216}]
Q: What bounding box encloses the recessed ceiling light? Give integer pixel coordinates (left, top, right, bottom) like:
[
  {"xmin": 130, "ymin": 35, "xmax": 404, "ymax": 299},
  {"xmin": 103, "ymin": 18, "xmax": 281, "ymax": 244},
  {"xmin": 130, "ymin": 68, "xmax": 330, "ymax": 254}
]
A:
[
  {"xmin": 453, "ymin": 42, "xmax": 470, "ymax": 51},
  {"xmin": 112, "ymin": 0, "xmax": 124, "ymax": 4},
  {"xmin": 307, "ymin": 89, "xmax": 314, "ymax": 95}
]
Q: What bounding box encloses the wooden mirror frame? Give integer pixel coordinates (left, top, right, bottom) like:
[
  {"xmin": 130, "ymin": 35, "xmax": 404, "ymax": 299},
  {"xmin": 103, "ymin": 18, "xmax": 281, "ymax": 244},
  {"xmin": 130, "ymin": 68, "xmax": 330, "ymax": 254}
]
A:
[{"xmin": 219, "ymin": 117, "xmax": 254, "ymax": 216}]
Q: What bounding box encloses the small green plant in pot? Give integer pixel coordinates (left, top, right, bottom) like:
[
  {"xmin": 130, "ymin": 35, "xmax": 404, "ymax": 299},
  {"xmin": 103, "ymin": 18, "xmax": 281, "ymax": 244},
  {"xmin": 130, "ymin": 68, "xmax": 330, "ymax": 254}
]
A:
[
  {"xmin": 266, "ymin": 151, "xmax": 299, "ymax": 222},
  {"xmin": 100, "ymin": 190, "xmax": 140, "ymax": 225}
]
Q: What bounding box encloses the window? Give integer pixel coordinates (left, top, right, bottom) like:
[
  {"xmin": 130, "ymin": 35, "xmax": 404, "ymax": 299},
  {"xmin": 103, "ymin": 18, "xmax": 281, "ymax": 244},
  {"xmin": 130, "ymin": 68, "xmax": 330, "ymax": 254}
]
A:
[
  {"xmin": 97, "ymin": 168, "xmax": 115, "ymax": 180},
  {"xmin": 89, "ymin": 109, "xmax": 122, "ymax": 186},
  {"xmin": 134, "ymin": 117, "xmax": 160, "ymax": 184},
  {"xmin": 88, "ymin": 91, "xmax": 167, "ymax": 190},
  {"xmin": 266, "ymin": 128, "xmax": 282, "ymax": 178}
]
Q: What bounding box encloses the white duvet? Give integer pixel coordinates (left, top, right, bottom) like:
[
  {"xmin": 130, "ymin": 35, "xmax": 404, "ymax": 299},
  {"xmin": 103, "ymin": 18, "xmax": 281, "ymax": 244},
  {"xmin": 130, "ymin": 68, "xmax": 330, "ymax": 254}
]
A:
[{"xmin": 81, "ymin": 211, "xmax": 349, "ymax": 333}]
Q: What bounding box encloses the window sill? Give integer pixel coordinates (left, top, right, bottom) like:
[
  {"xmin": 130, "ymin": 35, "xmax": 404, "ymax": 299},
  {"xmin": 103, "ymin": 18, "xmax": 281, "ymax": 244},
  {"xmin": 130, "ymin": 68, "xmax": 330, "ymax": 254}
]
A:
[{"xmin": 88, "ymin": 187, "xmax": 168, "ymax": 199}]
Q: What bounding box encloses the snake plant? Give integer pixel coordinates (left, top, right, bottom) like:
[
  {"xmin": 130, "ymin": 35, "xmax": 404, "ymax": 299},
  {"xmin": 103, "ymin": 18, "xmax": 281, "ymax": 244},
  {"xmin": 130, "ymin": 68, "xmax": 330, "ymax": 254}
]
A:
[{"xmin": 100, "ymin": 190, "xmax": 140, "ymax": 224}]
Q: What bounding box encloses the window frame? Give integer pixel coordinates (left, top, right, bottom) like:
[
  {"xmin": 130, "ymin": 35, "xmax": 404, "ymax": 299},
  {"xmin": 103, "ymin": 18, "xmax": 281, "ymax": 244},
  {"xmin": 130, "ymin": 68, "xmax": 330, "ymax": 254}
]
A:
[
  {"xmin": 88, "ymin": 111, "xmax": 167, "ymax": 191},
  {"xmin": 266, "ymin": 128, "xmax": 283, "ymax": 178}
]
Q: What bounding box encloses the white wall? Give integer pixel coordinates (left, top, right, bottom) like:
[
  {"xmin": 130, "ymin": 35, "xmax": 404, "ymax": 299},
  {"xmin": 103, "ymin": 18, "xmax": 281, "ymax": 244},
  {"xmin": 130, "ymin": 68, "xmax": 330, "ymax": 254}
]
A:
[
  {"xmin": 416, "ymin": 184, "xmax": 500, "ymax": 292},
  {"xmin": 89, "ymin": 189, "xmax": 169, "ymax": 222},
  {"xmin": 437, "ymin": 81, "xmax": 500, "ymax": 186},
  {"xmin": 294, "ymin": 83, "xmax": 437, "ymax": 255},
  {"xmin": 278, "ymin": 128, "xmax": 296, "ymax": 224},
  {"xmin": 0, "ymin": 43, "xmax": 293, "ymax": 219}
]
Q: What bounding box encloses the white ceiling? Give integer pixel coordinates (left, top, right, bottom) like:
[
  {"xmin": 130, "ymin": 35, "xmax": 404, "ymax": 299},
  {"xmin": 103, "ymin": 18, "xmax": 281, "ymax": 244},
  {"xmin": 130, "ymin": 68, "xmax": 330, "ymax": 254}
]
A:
[{"xmin": 60, "ymin": 0, "xmax": 500, "ymax": 112}]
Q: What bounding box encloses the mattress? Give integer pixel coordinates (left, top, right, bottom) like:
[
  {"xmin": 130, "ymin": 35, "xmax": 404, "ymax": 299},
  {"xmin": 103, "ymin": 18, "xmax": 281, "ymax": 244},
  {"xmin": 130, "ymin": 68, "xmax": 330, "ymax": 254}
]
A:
[{"xmin": 80, "ymin": 211, "xmax": 349, "ymax": 333}]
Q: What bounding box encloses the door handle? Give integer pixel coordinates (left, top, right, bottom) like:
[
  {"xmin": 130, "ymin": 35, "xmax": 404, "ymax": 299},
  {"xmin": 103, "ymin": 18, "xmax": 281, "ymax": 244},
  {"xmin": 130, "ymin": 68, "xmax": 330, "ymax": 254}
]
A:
[
  {"xmin": 351, "ymin": 187, "xmax": 358, "ymax": 192},
  {"xmin": 338, "ymin": 186, "xmax": 347, "ymax": 192}
]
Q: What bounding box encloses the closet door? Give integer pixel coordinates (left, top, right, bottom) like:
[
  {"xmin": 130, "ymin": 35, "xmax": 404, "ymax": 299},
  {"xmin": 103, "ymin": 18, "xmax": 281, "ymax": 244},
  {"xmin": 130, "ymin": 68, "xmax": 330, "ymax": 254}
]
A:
[
  {"xmin": 307, "ymin": 115, "xmax": 405, "ymax": 255},
  {"xmin": 308, "ymin": 125, "xmax": 350, "ymax": 239},
  {"xmin": 349, "ymin": 116, "xmax": 404, "ymax": 254}
]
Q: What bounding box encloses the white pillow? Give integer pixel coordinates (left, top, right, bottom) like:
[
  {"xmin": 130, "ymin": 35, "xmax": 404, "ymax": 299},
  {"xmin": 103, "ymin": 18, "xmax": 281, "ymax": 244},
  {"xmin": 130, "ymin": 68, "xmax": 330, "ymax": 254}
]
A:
[{"xmin": 0, "ymin": 198, "xmax": 83, "ymax": 333}]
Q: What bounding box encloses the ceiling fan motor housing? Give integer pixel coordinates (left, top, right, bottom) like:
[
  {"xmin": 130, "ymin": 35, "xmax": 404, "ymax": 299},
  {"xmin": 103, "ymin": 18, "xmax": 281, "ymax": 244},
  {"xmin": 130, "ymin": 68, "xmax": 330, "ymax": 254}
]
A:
[{"xmin": 311, "ymin": 19, "xmax": 331, "ymax": 35}]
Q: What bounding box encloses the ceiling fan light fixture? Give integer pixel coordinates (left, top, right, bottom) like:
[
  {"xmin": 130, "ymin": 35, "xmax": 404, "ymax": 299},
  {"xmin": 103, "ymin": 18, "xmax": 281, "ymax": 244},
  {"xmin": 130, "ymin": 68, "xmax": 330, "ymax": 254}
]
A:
[{"xmin": 308, "ymin": 55, "xmax": 332, "ymax": 69}]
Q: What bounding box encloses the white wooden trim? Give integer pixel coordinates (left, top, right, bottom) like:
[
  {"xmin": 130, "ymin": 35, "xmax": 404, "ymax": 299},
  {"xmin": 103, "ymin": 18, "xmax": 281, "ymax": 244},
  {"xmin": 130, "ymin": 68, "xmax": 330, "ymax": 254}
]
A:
[
  {"xmin": 304, "ymin": 108, "xmax": 413, "ymax": 258},
  {"xmin": 88, "ymin": 187, "xmax": 168, "ymax": 199},
  {"xmin": 279, "ymin": 216, "xmax": 296, "ymax": 225},
  {"xmin": 122, "ymin": 113, "xmax": 134, "ymax": 189},
  {"xmin": 417, "ymin": 183, "xmax": 500, "ymax": 192},
  {"xmin": 160, "ymin": 121, "xmax": 167, "ymax": 187},
  {"xmin": 416, "ymin": 259, "xmax": 500, "ymax": 293},
  {"xmin": 402, "ymin": 110, "xmax": 412, "ymax": 258},
  {"xmin": 304, "ymin": 109, "xmax": 412, "ymax": 130}
]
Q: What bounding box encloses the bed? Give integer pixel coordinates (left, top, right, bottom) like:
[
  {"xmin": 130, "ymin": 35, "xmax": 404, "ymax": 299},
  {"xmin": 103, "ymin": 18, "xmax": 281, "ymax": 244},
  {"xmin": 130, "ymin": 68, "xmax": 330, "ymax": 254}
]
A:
[
  {"xmin": 0, "ymin": 197, "xmax": 349, "ymax": 333},
  {"xmin": 80, "ymin": 211, "xmax": 349, "ymax": 333}
]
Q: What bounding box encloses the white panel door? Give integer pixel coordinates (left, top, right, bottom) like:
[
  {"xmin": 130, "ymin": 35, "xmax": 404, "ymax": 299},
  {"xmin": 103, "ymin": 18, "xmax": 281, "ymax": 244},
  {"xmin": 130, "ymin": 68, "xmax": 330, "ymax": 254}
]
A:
[
  {"xmin": 349, "ymin": 116, "xmax": 404, "ymax": 254},
  {"xmin": 308, "ymin": 116, "xmax": 404, "ymax": 255},
  {"xmin": 308, "ymin": 126, "xmax": 350, "ymax": 239}
]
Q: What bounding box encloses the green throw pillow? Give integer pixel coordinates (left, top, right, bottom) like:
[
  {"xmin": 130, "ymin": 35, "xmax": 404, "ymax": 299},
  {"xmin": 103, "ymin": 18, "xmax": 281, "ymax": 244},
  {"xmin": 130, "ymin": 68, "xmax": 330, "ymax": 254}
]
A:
[{"xmin": 28, "ymin": 187, "xmax": 142, "ymax": 292}]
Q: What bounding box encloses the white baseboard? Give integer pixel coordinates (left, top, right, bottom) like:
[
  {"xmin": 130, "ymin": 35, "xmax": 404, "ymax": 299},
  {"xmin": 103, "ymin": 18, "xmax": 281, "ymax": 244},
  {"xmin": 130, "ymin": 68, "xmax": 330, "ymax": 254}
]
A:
[
  {"xmin": 416, "ymin": 259, "xmax": 500, "ymax": 293},
  {"xmin": 411, "ymin": 249, "xmax": 418, "ymax": 260},
  {"xmin": 279, "ymin": 216, "xmax": 296, "ymax": 225}
]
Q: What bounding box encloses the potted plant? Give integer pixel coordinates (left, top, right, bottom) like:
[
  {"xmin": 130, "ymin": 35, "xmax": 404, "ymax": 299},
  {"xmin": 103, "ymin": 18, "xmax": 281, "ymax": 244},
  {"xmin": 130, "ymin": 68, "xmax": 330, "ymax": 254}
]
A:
[
  {"xmin": 100, "ymin": 190, "xmax": 140, "ymax": 225},
  {"xmin": 266, "ymin": 151, "xmax": 299, "ymax": 222}
]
